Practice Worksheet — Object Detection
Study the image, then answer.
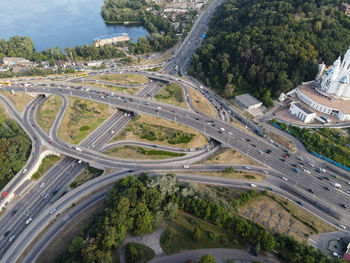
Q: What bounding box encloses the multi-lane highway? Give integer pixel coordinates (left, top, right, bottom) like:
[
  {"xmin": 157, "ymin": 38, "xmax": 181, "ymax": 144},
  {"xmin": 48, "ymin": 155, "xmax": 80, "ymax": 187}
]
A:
[{"xmin": 0, "ymin": 0, "xmax": 350, "ymax": 261}]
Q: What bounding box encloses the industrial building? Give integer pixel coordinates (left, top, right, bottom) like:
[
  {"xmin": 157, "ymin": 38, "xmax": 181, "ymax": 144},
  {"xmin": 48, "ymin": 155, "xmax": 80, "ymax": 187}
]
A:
[{"xmin": 235, "ymin": 93, "xmax": 263, "ymax": 110}]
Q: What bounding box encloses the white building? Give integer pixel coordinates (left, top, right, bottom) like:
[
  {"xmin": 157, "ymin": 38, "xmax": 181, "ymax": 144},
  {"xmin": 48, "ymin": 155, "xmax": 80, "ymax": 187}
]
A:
[
  {"xmin": 289, "ymin": 102, "xmax": 316, "ymax": 123},
  {"xmin": 319, "ymin": 47, "xmax": 350, "ymax": 98},
  {"xmin": 235, "ymin": 93, "xmax": 263, "ymax": 110}
]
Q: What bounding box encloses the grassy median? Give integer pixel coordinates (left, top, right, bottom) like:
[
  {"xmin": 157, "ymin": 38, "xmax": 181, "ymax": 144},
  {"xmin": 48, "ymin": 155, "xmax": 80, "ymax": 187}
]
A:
[
  {"xmin": 36, "ymin": 95, "xmax": 62, "ymax": 134},
  {"xmin": 92, "ymin": 73, "xmax": 148, "ymax": 85},
  {"xmin": 155, "ymin": 82, "xmax": 187, "ymax": 108}
]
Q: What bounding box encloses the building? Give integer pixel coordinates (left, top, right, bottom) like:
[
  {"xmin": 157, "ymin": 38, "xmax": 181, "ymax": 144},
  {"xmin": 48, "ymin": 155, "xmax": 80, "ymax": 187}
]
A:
[
  {"xmin": 344, "ymin": 241, "xmax": 350, "ymax": 262},
  {"xmin": 340, "ymin": 3, "xmax": 350, "ymax": 16},
  {"xmin": 289, "ymin": 102, "xmax": 316, "ymax": 123},
  {"xmin": 235, "ymin": 93, "xmax": 263, "ymax": 110},
  {"xmin": 1, "ymin": 57, "xmax": 30, "ymax": 66},
  {"xmin": 93, "ymin": 33, "xmax": 130, "ymax": 48}
]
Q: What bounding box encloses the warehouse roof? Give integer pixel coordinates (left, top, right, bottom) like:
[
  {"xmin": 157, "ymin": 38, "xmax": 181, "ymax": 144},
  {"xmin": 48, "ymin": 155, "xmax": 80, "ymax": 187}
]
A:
[{"xmin": 235, "ymin": 93, "xmax": 262, "ymax": 108}]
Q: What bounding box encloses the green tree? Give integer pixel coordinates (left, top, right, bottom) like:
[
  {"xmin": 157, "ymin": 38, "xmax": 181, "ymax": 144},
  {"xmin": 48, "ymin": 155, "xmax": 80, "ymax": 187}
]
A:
[
  {"xmin": 193, "ymin": 226, "xmax": 201, "ymax": 241},
  {"xmin": 199, "ymin": 254, "xmax": 216, "ymax": 263}
]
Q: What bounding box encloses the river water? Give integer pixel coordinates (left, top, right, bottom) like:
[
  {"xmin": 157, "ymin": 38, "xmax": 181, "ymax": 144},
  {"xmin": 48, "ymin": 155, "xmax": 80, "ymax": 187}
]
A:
[{"xmin": 0, "ymin": 0, "xmax": 149, "ymax": 51}]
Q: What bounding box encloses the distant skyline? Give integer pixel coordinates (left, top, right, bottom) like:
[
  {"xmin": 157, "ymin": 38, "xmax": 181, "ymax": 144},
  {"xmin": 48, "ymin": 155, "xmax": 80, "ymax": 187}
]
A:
[{"xmin": 0, "ymin": 0, "xmax": 148, "ymax": 51}]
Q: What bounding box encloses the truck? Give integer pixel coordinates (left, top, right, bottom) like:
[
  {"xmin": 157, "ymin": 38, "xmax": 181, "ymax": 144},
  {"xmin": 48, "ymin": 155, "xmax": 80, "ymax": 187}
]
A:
[
  {"xmin": 332, "ymin": 182, "xmax": 341, "ymax": 188},
  {"xmin": 320, "ymin": 115, "xmax": 330, "ymax": 123},
  {"xmin": 75, "ymin": 147, "xmax": 82, "ymax": 152},
  {"xmin": 255, "ymin": 129, "xmax": 265, "ymax": 137}
]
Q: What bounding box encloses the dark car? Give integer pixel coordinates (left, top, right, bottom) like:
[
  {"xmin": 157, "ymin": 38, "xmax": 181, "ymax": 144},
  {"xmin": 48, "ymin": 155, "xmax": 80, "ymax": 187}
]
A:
[
  {"xmin": 4, "ymin": 231, "xmax": 10, "ymax": 237},
  {"xmin": 296, "ymin": 201, "xmax": 304, "ymax": 206},
  {"xmin": 280, "ymin": 158, "xmax": 285, "ymax": 162},
  {"xmin": 341, "ymin": 204, "xmax": 348, "ymax": 209},
  {"xmin": 324, "ymin": 186, "xmax": 331, "ymax": 191},
  {"xmin": 246, "ymin": 138, "xmax": 251, "ymax": 142},
  {"xmin": 308, "ymin": 189, "xmax": 314, "ymax": 193},
  {"xmin": 265, "ymin": 149, "xmax": 272, "ymax": 154},
  {"xmin": 323, "ymin": 177, "xmax": 330, "ymax": 181},
  {"xmin": 11, "ymin": 210, "xmax": 17, "ymax": 216},
  {"xmin": 251, "ymin": 144, "xmax": 256, "ymax": 147}
]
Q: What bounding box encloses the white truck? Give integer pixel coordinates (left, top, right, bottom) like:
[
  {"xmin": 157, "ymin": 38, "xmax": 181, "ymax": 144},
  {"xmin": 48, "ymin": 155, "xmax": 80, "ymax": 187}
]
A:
[
  {"xmin": 75, "ymin": 147, "xmax": 82, "ymax": 152},
  {"xmin": 332, "ymin": 182, "xmax": 341, "ymax": 188}
]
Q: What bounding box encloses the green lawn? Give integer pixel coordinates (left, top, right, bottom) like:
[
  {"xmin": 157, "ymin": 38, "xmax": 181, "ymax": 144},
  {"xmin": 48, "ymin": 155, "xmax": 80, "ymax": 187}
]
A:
[
  {"xmin": 32, "ymin": 155, "xmax": 61, "ymax": 180},
  {"xmin": 155, "ymin": 82, "xmax": 187, "ymax": 108},
  {"xmin": 160, "ymin": 212, "xmax": 243, "ymax": 255},
  {"xmin": 125, "ymin": 242, "xmax": 155, "ymax": 263}
]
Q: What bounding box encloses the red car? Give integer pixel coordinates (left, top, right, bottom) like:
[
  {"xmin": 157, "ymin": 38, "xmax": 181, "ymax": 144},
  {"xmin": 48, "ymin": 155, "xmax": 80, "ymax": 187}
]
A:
[
  {"xmin": 283, "ymin": 154, "xmax": 288, "ymax": 158},
  {"xmin": 49, "ymin": 139, "xmax": 53, "ymax": 144},
  {"xmin": 2, "ymin": 192, "xmax": 8, "ymax": 198}
]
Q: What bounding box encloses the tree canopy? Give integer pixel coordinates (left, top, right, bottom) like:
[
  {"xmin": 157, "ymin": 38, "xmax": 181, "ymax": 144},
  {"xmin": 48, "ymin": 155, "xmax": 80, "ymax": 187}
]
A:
[{"xmin": 188, "ymin": 0, "xmax": 350, "ymax": 105}]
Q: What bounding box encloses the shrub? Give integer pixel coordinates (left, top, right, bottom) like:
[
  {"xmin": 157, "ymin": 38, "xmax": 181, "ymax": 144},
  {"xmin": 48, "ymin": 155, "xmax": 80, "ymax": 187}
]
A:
[
  {"xmin": 208, "ymin": 231, "xmax": 216, "ymax": 240},
  {"xmin": 79, "ymin": 125, "xmax": 90, "ymax": 131},
  {"xmin": 193, "ymin": 226, "xmax": 200, "ymax": 241}
]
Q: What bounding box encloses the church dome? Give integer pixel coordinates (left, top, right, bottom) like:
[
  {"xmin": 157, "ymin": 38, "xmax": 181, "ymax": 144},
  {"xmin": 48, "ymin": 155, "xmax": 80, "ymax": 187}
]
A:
[{"xmin": 340, "ymin": 76, "xmax": 347, "ymax": 84}]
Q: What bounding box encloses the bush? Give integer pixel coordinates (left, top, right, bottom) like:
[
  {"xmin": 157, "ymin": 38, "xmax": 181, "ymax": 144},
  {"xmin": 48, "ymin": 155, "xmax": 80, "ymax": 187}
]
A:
[
  {"xmin": 125, "ymin": 243, "xmax": 155, "ymax": 263},
  {"xmin": 208, "ymin": 231, "xmax": 216, "ymax": 240},
  {"xmin": 193, "ymin": 226, "xmax": 200, "ymax": 241}
]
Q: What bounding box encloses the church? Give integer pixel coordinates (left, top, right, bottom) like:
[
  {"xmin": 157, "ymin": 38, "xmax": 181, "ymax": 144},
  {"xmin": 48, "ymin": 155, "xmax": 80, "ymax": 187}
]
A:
[{"xmin": 287, "ymin": 46, "xmax": 350, "ymax": 122}]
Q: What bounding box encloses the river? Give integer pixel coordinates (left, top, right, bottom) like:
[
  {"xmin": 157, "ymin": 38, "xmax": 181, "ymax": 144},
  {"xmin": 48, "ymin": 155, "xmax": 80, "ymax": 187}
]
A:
[{"xmin": 0, "ymin": 0, "xmax": 149, "ymax": 51}]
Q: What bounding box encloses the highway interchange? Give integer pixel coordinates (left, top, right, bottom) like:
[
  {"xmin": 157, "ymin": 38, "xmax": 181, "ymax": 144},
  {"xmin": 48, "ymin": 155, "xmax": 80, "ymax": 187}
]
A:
[{"xmin": 0, "ymin": 0, "xmax": 350, "ymax": 261}]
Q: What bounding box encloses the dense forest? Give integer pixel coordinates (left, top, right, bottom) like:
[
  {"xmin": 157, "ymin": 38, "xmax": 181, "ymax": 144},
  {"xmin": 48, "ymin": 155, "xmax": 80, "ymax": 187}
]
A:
[
  {"xmin": 102, "ymin": 0, "xmax": 179, "ymax": 54},
  {"xmin": 56, "ymin": 174, "xmax": 343, "ymax": 263},
  {"xmin": 0, "ymin": 107, "xmax": 31, "ymax": 190},
  {"xmin": 188, "ymin": 0, "xmax": 350, "ymax": 106}
]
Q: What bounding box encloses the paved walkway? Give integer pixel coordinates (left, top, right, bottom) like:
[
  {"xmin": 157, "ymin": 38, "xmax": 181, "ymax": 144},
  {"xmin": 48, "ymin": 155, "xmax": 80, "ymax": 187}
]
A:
[
  {"xmin": 119, "ymin": 227, "xmax": 165, "ymax": 263},
  {"xmin": 149, "ymin": 248, "xmax": 282, "ymax": 263}
]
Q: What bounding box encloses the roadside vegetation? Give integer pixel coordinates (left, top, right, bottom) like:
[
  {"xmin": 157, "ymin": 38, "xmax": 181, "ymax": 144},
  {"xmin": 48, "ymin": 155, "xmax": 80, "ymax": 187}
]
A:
[
  {"xmin": 267, "ymin": 131, "xmax": 296, "ymax": 152},
  {"xmin": 56, "ymin": 174, "xmax": 338, "ymax": 263},
  {"xmin": 0, "ymin": 105, "xmax": 31, "ymax": 190},
  {"xmin": 32, "ymin": 155, "xmax": 61, "ymax": 180},
  {"xmin": 1, "ymin": 91, "xmax": 34, "ymax": 112},
  {"xmin": 203, "ymin": 149, "xmax": 260, "ymax": 166},
  {"xmin": 92, "ymin": 73, "xmax": 148, "ymax": 85},
  {"xmin": 273, "ymin": 120, "xmax": 350, "ymax": 167},
  {"xmin": 58, "ymin": 97, "xmax": 116, "ymax": 144},
  {"xmin": 188, "ymin": 88, "xmax": 217, "ymax": 117},
  {"xmin": 125, "ymin": 243, "xmax": 155, "ymax": 263},
  {"xmin": 104, "ymin": 145, "xmax": 185, "ymax": 160},
  {"xmin": 188, "ymin": 0, "xmax": 350, "ymax": 105},
  {"xmin": 70, "ymin": 166, "xmax": 104, "ymax": 189},
  {"xmin": 185, "ymin": 170, "xmax": 266, "ymax": 181},
  {"xmin": 112, "ymin": 114, "xmax": 207, "ymax": 149},
  {"xmin": 35, "ymin": 95, "xmax": 62, "ymax": 134},
  {"xmin": 79, "ymin": 82, "xmax": 141, "ymax": 95},
  {"xmin": 155, "ymin": 82, "xmax": 187, "ymax": 108}
]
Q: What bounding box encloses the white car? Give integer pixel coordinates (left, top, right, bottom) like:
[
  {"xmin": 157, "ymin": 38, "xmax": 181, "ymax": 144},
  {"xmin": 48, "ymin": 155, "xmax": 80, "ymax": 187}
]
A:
[
  {"xmin": 157, "ymin": 106, "xmax": 162, "ymax": 110},
  {"xmin": 263, "ymin": 170, "xmax": 269, "ymax": 174},
  {"xmin": 308, "ymin": 162, "xmax": 315, "ymax": 167},
  {"xmin": 22, "ymin": 168, "xmax": 28, "ymax": 174},
  {"xmin": 338, "ymin": 224, "xmax": 347, "ymax": 229},
  {"xmin": 282, "ymin": 177, "xmax": 288, "ymax": 181},
  {"xmin": 258, "ymin": 151, "xmax": 264, "ymax": 155},
  {"xmin": 250, "ymin": 183, "xmax": 257, "ymax": 188},
  {"xmin": 39, "ymin": 183, "xmax": 45, "ymax": 188},
  {"xmin": 183, "ymin": 165, "xmax": 190, "ymax": 169},
  {"xmin": 8, "ymin": 235, "xmax": 15, "ymax": 242},
  {"xmin": 110, "ymin": 130, "xmax": 115, "ymax": 134},
  {"xmin": 49, "ymin": 208, "xmax": 57, "ymax": 215},
  {"xmin": 244, "ymin": 166, "xmax": 251, "ymax": 170},
  {"xmin": 25, "ymin": 218, "xmax": 32, "ymax": 224},
  {"xmin": 228, "ymin": 132, "xmax": 233, "ymax": 135},
  {"xmin": 220, "ymin": 127, "xmax": 225, "ymax": 131},
  {"xmin": 304, "ymin": 169, "xmax": 311, "ymax": 174}
]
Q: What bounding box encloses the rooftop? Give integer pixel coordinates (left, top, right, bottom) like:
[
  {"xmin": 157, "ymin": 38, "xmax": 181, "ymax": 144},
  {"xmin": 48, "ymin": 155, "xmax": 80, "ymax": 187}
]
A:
[
  {"xmin": 235, "ymin": 93, "xmax": 262, "ymax": 108},
  {"xmin": 299, "ymin": 83, "xmax": 350, "ymax": 114},
  {"xmin": 94, "ymin": 33, "xmax": 129, "ymax": 41},
  {"xmin": 293, "ymin": 102, "xmax": 314, "ymax": 115}
]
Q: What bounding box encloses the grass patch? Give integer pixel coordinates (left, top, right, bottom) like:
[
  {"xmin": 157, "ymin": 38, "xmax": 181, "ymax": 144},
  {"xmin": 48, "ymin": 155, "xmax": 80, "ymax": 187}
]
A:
[
  {"xmin": 92, "ymin": 73, "xmax": 148, "ymax": 85},
  {"xmin": 104, "ymin": 145, "xmax": 185, "ymax": 160},
  {"xmin": 202, "ymin": 148, "xmax": 261, "ymax": 166},
  {"xmin": 1, "ymin": 91, "xmax": 35, "ymax": 112},
  {"xmin": 188, "ymin": 88, "xmax": 217, "ymax": 117},
  {"xmin": 36, "ymin": 95, "xmax": 62, "ymax": 134},
  {"xmin": 125, "ymin": 243, "xmax": 155, "ymax": 263},
  {"xmin": 183, "ymin": 170, "xmax": 266, "ymax": 180},
  {"xmin": 155, "ymin": 82, "xmax": 187, "ymax": 108},
  {"xmin": 267, "ymin": 131, "xmax": 296, "ymax": 152},
  {"xmin": 160, "ymin": 212, "xmax": 242, "ymax": 254},
  {"xmin": 32, "ymin": 155, "xmax": 61, "ymax": 180},
  {"xmin": 239, "ymin": 194, "xmax": 336, "ymax": 242},
  {"xmin": 79, "ymin": 82, "xmax": 142, "ymax": 95},
  {"xmin": 112, "ymin": 114, "xmax": 207, "ymax": 149},
  {"xmin": 58, "ymin": 97, "xmax": 116, "ymax": 144},
  {"xmin": 70, "ymin": 166, "xmax": 104, "ymax": 189}
]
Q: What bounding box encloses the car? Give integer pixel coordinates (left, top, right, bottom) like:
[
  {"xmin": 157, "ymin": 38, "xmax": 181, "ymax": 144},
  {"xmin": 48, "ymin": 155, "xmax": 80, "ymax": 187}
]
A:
[
  {"xmin": 8, "ymin": 235, "xmax": 15, "ymax": 242},
  {"xmin": 324, "ymin": 186, "xmax": 331, "ymax": 191},
  {"xmin": 267, "ymin": 187, "xmax": 274, "ymax": 191},
  {"xmin": 338, "ymin": 224, "xmax": 347, "ymax": 229},
  {"xmin": 341, "ymin": 204, "xmax": 348, "ymax": 209},
  {"xmin": 78, "ymin": 160, "xmax": 83, "ymax": 164},
  {"xmin": 250, "ymin": 183, "xmax": 257, "ymax": 188},
  {"xmin": 251, "ymin": 144, "xmax": 256, "ymax": 147},
  {"xmin": 110, "ymin": 130, "xmax": 115, "ymax": 134},
  {"xmin": 330, "ymin": 174, "xmax": 338, "ymax": 179},
  {"xmin": 307, "ymin": 188, "xmax": 314, "ymax": 193},
  {"xmin": 245, "ymin": 138, "xmax": 251, "ymax": 142},
  {"xmin": 228, "ymin": 132, "xmax": 232, "ymax": 135},
  {"xmin": 258, "ymin": 150, "xmax": 264, "ymax": 155},
  {"xmin": 303, "ymin": 169, "xmax": 310, "ymax": 174},
  {"xmin": 244, "ymin": 166, "xmax": 251, "ymax": 170},
  {"xmin": 293, "ymin": 168, "xmax": 300, "ymax": 173},
  {"xmin": 49, "ymin": 208, "xmax": 57, "ymax": 215},
  {"xmin": 183, "ymin": 165, "xmax": 189, "ymax": 169},
  {"xmin": 2, "ymin": 191, "xmax": 8, "ymax": 198},
  {"xmin": 265, "ymin": 149, "xmax": 272, "ymax": 154},
  {"xmin": 263, "ymin": 170, "xmax": 269, "ymax": 174},
  {"xmin": 283, "ymin": 154, "xmax": 288, "ymax": 158},
  {"xmin": 282, "ymin": 177, "xmax": 288, "ymax": 181},
  {"xmin": 4, "ymin": 231, "xmax": 10, "ymax": 237},
  {"xmin": 280, "ymin": 158, "xmax": 285, "ymax": 162},
  {"xmin": 333, "ymin": 252, "xmax": 339, "ymax": 258},
  {"xmin": 308, "ymin": 162, "xmax": 315, "ymax": 167},
  {"xmin": 157, "ymin": 106, "xmax": 161, "ymax": 110},
  {"xmin": 39, "ymin": 183, "xmax": 45, "ymax": 188},
  {"xmin": 49, "ymin": 139, "xmax": 53, "ymax": 144},
  {"xmin": 346, "ymin": 190, "xmax": 350, "ymax": 194},
  {"xmin": 297, "ymin": 156, "xmax": 303, "ymax": 161},
  {"xmin": 220, "ymin": 127, "xmax": 225, "ymax": 131},
  {"xmin": 323, "ymin": 176, "xmax": 330, "ymax": 181},
  {"xmin": 296, "ymin": 201, "xmax": 304, "ymax": 206},
  {"xmin": 25, "ymin": 218, "xmax": 32, "ymax": 224},
  {"xmin": 23, "ymin": 168, "xmax": 28, "ymax": 174}
]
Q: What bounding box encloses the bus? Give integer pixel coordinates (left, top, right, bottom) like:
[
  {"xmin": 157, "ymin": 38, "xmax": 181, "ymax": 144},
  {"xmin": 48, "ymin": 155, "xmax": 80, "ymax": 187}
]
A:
[
  {"xmin": 0, "ymin": 81, "xmax": 11, "ymax": 85},
  {"xmin": 73, "ymin": 73, "xmax": 88, "ymax": 78}
]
